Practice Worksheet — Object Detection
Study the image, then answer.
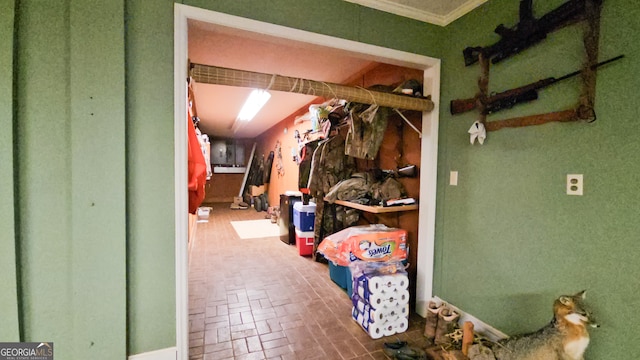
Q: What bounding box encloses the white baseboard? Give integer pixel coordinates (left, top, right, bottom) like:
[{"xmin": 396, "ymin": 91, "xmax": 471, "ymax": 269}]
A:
[
  {"xmin": 433, "ymin": 296, "xmax": 508, "ymax": 342},
  {"xmin": 128, "ymin": 347, "xmax": 176, "ymax": 360}
]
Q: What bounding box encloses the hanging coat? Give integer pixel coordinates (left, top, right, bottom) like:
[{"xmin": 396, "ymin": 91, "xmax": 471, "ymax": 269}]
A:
[
  {"xmin": 344, "ymin": 103, "xmax": 389, "ymax": 160},
  {"xmin": 188, "ymin": 117, "xmax": 207, "ymax": 214},
  {"xmin": 307, "ymin": 134, "xmax": 356, "ymax": 260}
]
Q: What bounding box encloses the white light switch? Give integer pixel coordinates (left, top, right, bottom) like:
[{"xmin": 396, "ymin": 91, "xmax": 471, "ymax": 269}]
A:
[{"xmin": 450, "ymin": 171, "xmax": 458, "ymax": 186}]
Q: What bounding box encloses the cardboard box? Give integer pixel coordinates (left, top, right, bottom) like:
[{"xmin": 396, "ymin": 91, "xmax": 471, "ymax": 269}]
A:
[{"xmin": 250, "ymin": 184, "xmax": 267, "ymax": 196}]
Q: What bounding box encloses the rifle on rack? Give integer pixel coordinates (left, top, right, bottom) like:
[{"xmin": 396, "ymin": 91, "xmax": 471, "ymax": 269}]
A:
[
  {"xmin": 382, "ymin": 164, "xmax": 418, "ymax": 178},
  {"xmin": 463, "ymin": 0, "xmax": 595, "ymax": 66},
  {"xmin": 371, "ymin": 164, "xmax": 418, "ymax": 180},
  {"xmin": 450, "ymin": 54, "xmax": 623, "ymax": 115}
]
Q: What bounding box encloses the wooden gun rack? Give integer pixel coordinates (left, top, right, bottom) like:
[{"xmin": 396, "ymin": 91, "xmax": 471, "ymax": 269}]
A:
[{"xmin": 474, "ymin": 0, "xmax": 602, "ymax": 132}]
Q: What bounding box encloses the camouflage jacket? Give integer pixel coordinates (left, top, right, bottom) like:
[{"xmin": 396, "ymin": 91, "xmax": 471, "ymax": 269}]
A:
[
  {"xmin": 345, "ymin": 103, "xmax": 390, "ymax": 160},
  {"xmin": 307, "ymin": 134, "xmax": 355, "ymax": 195}
]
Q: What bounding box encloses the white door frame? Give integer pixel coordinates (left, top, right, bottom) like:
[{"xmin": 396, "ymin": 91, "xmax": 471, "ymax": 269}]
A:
[{"xmin": 173, "ymin": 4, "xmax": 440, "ymax": 359}]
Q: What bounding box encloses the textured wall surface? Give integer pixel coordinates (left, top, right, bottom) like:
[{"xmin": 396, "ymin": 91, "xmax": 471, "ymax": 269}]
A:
[
  {"xmin": 1, "ymin": 0, "xmax": 444, "ymax": 357},
  {"xmin": 8, "ymin": 0, "xmax": 126, "ymax": 358},
  {"xmin": 0, "ymin": 0, "xmax": 19, "ymax": 342},
  {"xmin": 7, "ymin": 0, "xmax": 637, "ymax": 358},
  {"xmin": 436, "ymin": 0, "xmax": 640, "ymax": 357}
]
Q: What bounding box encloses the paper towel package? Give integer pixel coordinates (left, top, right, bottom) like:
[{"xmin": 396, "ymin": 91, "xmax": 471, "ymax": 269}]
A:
[
  {"xmin": 350, "ymin": 269, "xmax": 410, "ymax": 339},
  {"xmin": 317, "ymin": 224, "xmax": 407, "ymax": 266}
]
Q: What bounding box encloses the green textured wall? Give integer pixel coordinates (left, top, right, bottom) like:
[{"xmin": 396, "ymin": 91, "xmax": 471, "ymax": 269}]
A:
[
  {"xmin": 0, "ymin": 0, "xmax": 435, "ymax": 356},
  {"xmin": 69, "ymin": 0, "xmax": 126, "ymax": 357},
  {"xmin": 8, "ymin": 0, "xmax": 126, "ymax": 358},
  {"xmin": 14, "ymin": 0, "xmax": 74, "ymax": 351},
  {"xmin": 0, "ymin": 0, "xmax": 20, "ymax": 342},
  {"xmin": 9, "ymin": 0, "xmax": 636, "ymax": 357},
  {"xmin": 1, "ymin": 0, "xmax": 444, "ymax": 356},
  {"xmin": 125, "ymin": 0, "xmax": 177, "ymax": 353},
  {"xmin": 437, "ymin": 0, "xmax": 640, "ymax": 357}
]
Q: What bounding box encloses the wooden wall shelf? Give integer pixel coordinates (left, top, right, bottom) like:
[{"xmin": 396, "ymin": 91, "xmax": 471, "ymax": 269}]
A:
[{"xmin": 332, "ymin": 200, "xmax": 418, "ymax": 214}]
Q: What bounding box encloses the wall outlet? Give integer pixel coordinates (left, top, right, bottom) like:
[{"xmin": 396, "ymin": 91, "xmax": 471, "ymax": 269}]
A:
[
  {"xmin": 567, "ymin": 174, "xmax": 583, "ymax": 195},
  {"xmin": 450, "ymin": 171, "xmax": 458, "ymax": 186}
]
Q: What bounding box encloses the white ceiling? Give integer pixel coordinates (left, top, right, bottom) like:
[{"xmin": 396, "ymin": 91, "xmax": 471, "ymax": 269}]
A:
[
  {"xmin": 188, "ymin": 1, "xmax": 485, "ymax": 139},
  {"xmin": 189, "ymin": 21, "xmax": 377, "ymax": 139},
  {"xmin": 343, "ymin": 0, "xmax": 488, "ymax": 26}
]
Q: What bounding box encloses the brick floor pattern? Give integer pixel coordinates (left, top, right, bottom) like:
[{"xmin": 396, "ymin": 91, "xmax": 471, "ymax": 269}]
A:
[{"xmin": 189, "ymin": 203, "xmax": 428, "ymax": 360}]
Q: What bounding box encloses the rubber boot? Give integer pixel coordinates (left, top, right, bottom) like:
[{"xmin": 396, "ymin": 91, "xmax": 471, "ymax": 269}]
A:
[
  {"xmin": 434, "ymin": 307, "xmax": 459, "ymax": 346},
  {"xmin": 424, "ymin": 301, "xmax": 441, "ymax": 342}
]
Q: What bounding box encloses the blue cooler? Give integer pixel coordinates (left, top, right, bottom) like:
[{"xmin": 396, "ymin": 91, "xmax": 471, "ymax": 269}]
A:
[{"xmin": 293, "ymin": 202, "xmax": 316, "ymax": 231}]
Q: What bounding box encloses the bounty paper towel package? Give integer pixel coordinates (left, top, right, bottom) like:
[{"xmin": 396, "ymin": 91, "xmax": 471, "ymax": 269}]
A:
[{"xmin": 349, "ymin": 261, "xmax": 410, "ymax": 339}]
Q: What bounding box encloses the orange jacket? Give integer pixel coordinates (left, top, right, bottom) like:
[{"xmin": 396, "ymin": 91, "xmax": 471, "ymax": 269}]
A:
[{"xmin": 187, "ymin": 115, "xmax": 207, "ymax": 214}]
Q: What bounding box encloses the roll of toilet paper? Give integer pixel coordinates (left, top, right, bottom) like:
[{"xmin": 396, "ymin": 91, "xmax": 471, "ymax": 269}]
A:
[
  {"xmin": 395, "ymin": 317, "xmax": 409, "ymax": 333},
  {"xmin": 380, "ymin": 274, "xmax": 409, "ymax": 292},
  {"xmin": 381, "ymin": 302, "xmax": 409, "ymax": 316},
  {"xmin": 382, "ymin": 322, "xmax": 396, "ymax": 337},
  {"xmin": 368, "ymin": 273, "xmax": 409, "ymax": 294},
  {"xmin": 367, "ymin": 276, "xmax": 385, "ymax": 294},
  {"xmin": 390, "ymin": 273, "xmax": 409, "ymax": 290},
  {"xmin": 367, "ymin": 292, "xmax": 387, "ymax": 307},
  {"xmin": 367, "ymin": 322, "xmax": 385, "ymax": 339},
  {"xmin": 397, "ymin": 303, "xmax": 410, "ymax": 317},
  {"xmin": 356, "ymin": 299, "xmax": 365, "ymax": 313},
  {"xmin": 370, "ymin": 308, "xmax": 398, "ymax": 324},
  {"xmin": 369, "ymin": 308, "xmax": 384, "ymax": 323},
  {"xmin": 375, "ymin": 306, "xmax": 409, "ymax": 325},
  {"xmin": 387, "ymin": 290, "xmax": 410, "ymax": 305},
  {"xmin": 386, "ymin": 304, "xmax": 408, "ymax": 318},
  {"xmin": 380, "ymin": 275, "xmax": 395, "ymax": 290}
]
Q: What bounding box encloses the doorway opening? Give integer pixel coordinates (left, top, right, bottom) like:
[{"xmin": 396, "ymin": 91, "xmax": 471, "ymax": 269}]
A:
[{"xmin": 174, "ymin": 4, "xmax": 440, "ymax": 358}]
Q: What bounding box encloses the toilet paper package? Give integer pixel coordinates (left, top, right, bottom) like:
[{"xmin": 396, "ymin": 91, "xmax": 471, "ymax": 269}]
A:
[
  {"xmin": 352, "ymin": 295, "xmax": 408, "ymax": 323},
  {"xmin": 349, "ymin": 266, "xmax": 410, "ymax": 339},
  {"xmin": 351, "ymin": 264, "xmax": 409, "ymax": 302},
  {"xmin": 351, "ymin": 298, "xmax": 410, "ymax": 338}
]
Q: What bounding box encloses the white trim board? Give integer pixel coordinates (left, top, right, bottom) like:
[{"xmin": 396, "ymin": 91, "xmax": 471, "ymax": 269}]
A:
[
  {"xmin": 128, "ymin": 347, "xmax": 177, "ymax": 360},
  {"xmin": 174, "ymin": 4, "xmax": 441, "ymax": 359},
  {"xmin": 432, "ymin": 297, "xmax": 509, "ymax": 342}
]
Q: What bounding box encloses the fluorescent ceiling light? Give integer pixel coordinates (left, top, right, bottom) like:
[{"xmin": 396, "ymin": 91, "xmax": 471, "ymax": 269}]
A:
[{"xmin": 237, "ymin": 89, "xmax": 271, "ymax": 122}]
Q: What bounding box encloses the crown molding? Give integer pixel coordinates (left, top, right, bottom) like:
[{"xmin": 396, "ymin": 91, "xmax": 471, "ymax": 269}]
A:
[{"xmin": 443, "ymin": 0, "xmax": 488, "ymax": 26}]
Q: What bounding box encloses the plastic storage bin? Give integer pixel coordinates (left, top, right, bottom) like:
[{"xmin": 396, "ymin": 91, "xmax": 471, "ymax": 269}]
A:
[
  {"xmin": 293, "ymin": 202, "xmax": 316, "ymax": 231},
  {"xmin": 329, "ymin": 262, "xmax": 353, "ymax": 297},
  {"xmin": 295, "ymin": 228, "xmax": 314, "ymax": 256}
]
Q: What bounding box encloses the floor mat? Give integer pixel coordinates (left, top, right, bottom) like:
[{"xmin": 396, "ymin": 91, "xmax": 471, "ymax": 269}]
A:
[{"xmin": 230, "ymin": 219, "xmax": 281, "ymax": 239}]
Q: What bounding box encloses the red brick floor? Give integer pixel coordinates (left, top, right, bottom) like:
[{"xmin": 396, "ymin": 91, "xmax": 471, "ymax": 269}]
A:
[{"xmin": 188, "ymin": 203, "xmax": 428, "ymax": 360}]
